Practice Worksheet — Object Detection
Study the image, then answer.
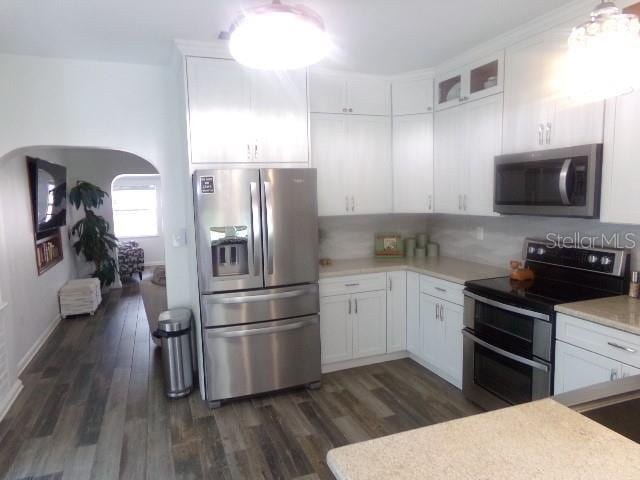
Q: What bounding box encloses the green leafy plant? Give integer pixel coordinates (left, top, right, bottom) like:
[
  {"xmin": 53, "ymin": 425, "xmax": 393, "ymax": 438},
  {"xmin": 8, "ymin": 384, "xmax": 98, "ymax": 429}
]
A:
[{"xmin": 69, "ymin": 181, "xmax": 118, "ymax": 287}]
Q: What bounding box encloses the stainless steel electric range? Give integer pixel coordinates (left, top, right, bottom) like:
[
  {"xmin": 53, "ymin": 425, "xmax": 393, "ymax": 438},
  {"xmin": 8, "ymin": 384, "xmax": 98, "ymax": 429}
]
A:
[{"xmin": 463, "ymin": 238, "xmax": 630, "ymax": 411}]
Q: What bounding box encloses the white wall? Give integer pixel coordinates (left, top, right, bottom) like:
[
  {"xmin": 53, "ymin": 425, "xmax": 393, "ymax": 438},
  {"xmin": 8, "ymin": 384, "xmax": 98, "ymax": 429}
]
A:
[
  {"xmin": 64, "ymin": 148, "xmax": 165, "ymax": 266},
  {"xmin": 0, "ymin": 148, "xmax": 75, "ymax": 389},
  {"xmin": 0, "ymin": 53, "xmax": 191, "ymax": 307},
  {"xmin": 0, "ymin": 53, "xmax": 193, "ymax": 413}
]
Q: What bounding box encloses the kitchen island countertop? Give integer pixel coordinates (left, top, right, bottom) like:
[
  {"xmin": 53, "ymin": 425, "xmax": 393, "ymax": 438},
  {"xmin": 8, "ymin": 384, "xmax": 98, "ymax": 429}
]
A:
[
  {"xmin": 327, "ymin": 398, "xmax": 640, "ymax": 480},
  {"xmin": 319, "ymin": 256, "xmax": 508, "ymax": 285}
]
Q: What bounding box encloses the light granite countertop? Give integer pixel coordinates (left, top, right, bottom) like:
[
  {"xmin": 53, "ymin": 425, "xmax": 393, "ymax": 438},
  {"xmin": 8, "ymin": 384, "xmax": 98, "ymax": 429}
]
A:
[
  {"xmin": 556, "ymin": 295, "xmax": 640, "ymax": 335},
  {"xmin": 327, "ymin": 398, "xmax": 640, "ymax": 480},
  {"xmin": 319, "ymin": 256, "xmax": 508, "ymax": 285}
]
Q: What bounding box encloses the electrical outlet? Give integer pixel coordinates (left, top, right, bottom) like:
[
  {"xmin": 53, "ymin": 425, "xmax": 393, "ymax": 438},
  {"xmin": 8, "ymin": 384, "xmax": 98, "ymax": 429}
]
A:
[{"xmin": 475, "ymin": 227, "xmax": 484, "ymax": 241}]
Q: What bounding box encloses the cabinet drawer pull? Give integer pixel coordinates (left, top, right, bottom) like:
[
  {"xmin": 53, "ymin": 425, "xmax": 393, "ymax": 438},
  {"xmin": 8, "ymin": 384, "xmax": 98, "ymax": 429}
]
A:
[
  {"xmin": 434, "ymin": 286, "xmax": 447, "ymax": 293},
  {"xmin": 354, "ymin": 298, "xmax": 358, "ymax": 314},
  {"xmin": 608, "ymin": 342, "xmax": 637, "ymax": 353},
  {"xmin": 344, "ymin": 283, "xmax": 360, "ymax": 287},
  {"xmin": 610, "ymin": 368, "xmax": 619, "ymax": 381}
]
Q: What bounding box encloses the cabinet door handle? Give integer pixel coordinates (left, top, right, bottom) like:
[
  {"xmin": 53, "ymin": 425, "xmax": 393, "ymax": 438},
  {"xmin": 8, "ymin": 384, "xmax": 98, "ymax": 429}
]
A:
[
  {"xmin": 342, "ymin": 108, "xmax": 348, "ymax": 113},
  {"xmin": 351, "ymin": 196, "xmax": 355, "ymax": 212},
  {"xmin": 389, "ymin": 277, "xmax": 393, "ymax": 291},
  {"xmin": 348, "ymin": 108, "xmax": 353, "ymax": 113},
  {"xmin": 348, "ymin": 299, "xmax": 352, "ymax": 315},
  {"xmin": 440, "ymin": 304, "xmax": 444, "ymax": 321},
  {"xmin": 610, "ymin": 368, "xmax": 619, "ymax": 381},
  {"xmin": 428, "ymin": 195, "xmax": 432, "ymax": 211},
  {"xmin": 435, "ymin": 304, "xmax": 439, "ymax": 320},
  {"xmin": 608, "ymin": 342, "xmax": 637, "ymax": 353},
  {"xmin": 345, "ymin": 196, "xmax": 349, "ymax": 212},
  {"xmin": 538, "ymin": 124, "xmax": 544, "ymax": 145},
  {"xmin": 254, "ymin": 144, "xmax": 259, "ymax": 160},
  {"xmin": 545, "ymin": 123, "xmax": 552, "ymax": 145},
  {"xmin": 247, "ymin": 144, "xmax": 252, "ymax": 161},
  {"xmin": 354, "ymin": 298, "xmax": 358, "ymax": 314}
]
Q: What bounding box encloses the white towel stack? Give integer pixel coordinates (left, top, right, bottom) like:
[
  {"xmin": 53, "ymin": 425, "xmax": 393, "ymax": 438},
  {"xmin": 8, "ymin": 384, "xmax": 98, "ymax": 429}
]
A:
[{"xmin": 59, "ymin": 278, "xmax": 102, "ymax": 318}]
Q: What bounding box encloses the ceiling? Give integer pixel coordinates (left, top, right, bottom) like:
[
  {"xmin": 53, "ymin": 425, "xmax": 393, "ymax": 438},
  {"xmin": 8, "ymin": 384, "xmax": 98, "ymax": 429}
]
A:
[{"xmin": 0, "ymin": 0, "xmax": 572, "ymax": 73}]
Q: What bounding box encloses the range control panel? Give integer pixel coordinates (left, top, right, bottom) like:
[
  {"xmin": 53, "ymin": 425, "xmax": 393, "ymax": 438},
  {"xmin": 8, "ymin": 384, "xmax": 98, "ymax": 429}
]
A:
[{"xmin": 524, "ymin": 239, "xmax": 626, "ymax": 276}]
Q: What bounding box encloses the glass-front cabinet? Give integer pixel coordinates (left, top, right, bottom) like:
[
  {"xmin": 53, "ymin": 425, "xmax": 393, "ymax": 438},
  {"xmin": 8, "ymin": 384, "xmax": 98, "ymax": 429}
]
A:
[{"xmin": 436, "ymin": 52, "xmax": 504, "ymax": 111}]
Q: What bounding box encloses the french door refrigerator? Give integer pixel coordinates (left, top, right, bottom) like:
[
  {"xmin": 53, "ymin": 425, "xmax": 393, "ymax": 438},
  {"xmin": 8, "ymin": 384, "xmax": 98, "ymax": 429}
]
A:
[{"xmin": 193, "ymin": 169, "xmax": 320, "ymax": 407}]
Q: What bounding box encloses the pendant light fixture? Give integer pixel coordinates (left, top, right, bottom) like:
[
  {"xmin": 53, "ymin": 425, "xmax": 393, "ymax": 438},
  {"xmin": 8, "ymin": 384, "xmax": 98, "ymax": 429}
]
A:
[
  {"xmin": 568, "ymin": 1, "xmax": 640, "ymax": 102},
  {"xmin": 228, "ymin": 0, "xmax": 330, "ymax": 70}
]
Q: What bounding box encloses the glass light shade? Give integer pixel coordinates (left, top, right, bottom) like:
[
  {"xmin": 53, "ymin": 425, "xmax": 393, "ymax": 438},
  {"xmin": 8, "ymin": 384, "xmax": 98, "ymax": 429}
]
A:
[
  {"xmin": 229, "ymin": 2, "xmax": 330, "ymax": 70},
  {"xmin": 568, "ymin": 1, "xmax": 640, "ymax": 102}
]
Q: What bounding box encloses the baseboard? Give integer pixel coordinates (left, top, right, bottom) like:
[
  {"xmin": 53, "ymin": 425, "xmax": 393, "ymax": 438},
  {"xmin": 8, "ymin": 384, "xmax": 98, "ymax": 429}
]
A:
[
  {"xmin": 408, "ymin": 353, "xmax": 462, "ymax": 390},
  {"xmin": 322, "ymin": 351, "xmax": 409, "ymax": 374},
  {"xmin": 0, "ymin": 380, "xmax": 23, "ymax": 422},
  {"xmin": 17, "ymin": 314, "xmax": 61, "ymax": 377}
]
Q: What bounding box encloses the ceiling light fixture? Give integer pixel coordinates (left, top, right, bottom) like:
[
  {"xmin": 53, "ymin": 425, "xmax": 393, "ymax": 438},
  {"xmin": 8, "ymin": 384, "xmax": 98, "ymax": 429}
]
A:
[
  {"xmin": 228, "ymin": 0, "xmax": 330, "ymax": 70},
  {"xmin": 568, "ymin": 1, "xmax": 640, "ymax": 102}
]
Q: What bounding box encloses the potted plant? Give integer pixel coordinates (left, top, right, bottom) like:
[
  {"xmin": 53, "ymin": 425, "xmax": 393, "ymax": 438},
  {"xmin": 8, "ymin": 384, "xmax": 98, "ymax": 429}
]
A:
[{"xmin": 69, "ymin": 181, "xmax": 118, "ymax": 287}]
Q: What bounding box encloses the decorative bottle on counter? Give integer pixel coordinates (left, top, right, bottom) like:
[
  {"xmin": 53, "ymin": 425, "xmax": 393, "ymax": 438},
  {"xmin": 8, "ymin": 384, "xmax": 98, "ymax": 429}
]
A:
[{"xmin": 629, "ymin": 271, "xmax": 640, "ymax": 298}]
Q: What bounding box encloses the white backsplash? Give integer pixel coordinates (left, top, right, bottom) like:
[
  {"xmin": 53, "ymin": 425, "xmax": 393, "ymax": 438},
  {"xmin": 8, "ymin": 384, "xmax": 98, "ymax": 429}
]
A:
[
  {"xmin": 426, "ymin": 214, "xmax": 640, "ymax": 271},
  {"xmin": 319, "ymin": 213, "xmax": 640, "ymax": 272},
  {"xmin": 319, "ymin": 214, "xmax": 429, "ymax": 260}
]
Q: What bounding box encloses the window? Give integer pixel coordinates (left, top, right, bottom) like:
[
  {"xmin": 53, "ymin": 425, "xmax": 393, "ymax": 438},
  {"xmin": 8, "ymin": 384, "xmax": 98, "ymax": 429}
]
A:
[{"xmin": 112, "ymin": 175, "xmax": 161, "ymax": 238}]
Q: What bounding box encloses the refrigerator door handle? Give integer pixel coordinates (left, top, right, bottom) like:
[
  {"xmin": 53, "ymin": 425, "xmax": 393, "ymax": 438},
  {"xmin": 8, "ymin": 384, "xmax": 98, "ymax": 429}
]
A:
[
  {"xmin": 263, "ymin": 181, "xmax": 275, "ymax": 275},
  {"xmin": 250, "ymin": 181, "xmax": 261, "ymax": 276},
  {"xmin": 205, "ymin": 288, "xmax": 313, "ymax": 305},
  {"xmin": 209, "ymin": 317, "xmax": 318, "ymax": 338}
]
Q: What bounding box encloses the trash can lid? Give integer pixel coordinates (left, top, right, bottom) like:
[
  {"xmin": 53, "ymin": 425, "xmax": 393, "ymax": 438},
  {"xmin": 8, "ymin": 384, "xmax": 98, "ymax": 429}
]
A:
[{"xmin": 157, "ymin": 308, "xmax": 192, "ymax": 333}]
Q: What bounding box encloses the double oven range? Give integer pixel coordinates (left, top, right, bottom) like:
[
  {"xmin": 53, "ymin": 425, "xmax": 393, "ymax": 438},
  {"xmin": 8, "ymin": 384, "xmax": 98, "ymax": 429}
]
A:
[{"xmin": 463, "ymin": 239, "xmax": 629, "ymax": 410}]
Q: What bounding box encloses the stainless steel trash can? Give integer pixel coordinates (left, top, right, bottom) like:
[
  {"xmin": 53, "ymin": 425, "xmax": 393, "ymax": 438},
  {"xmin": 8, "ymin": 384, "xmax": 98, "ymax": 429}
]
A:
[{"xmin": 153, "ymin": 308, "xmax": 193, "ymax": 399}]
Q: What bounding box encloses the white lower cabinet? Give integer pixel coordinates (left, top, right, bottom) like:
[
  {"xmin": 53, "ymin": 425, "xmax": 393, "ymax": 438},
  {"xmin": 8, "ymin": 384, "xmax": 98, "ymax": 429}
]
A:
[
  {"xmin": 406, "ymin": 272, "xmax": 421, "ymax": 357},
  {"xmin": 320, "ymin": 271, "xmax": 462, "ymax": 389},
  {"xmin": 386, "ymin": 271, "xmax": 407, "ymax": 353},
  {"xmin": 418, "ymin": 293, "xmax": 463, "ymax": 388},
  {"xmin": 555, "ymin": 314, "xmax": 640, "ymax": 395},
  {"xmin": 319, "ymin": 294, "xmax": 353, "ymax": 364},
  {"xmin": 352, "ymin": 290, "xmax": 387, "ymax": 358},
  {"xmin": 319, "ymin": 274, "xmax": 387, "ymax": 367},
  {"xmin": 555, "ymin": 340, "xmax": 622, "ymax": 394}
]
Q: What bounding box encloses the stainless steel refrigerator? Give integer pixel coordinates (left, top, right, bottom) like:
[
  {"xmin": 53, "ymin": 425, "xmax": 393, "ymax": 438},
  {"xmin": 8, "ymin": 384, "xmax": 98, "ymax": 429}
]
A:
[{"xmin": 193, "ymin": 169, "xmax": 320, "ymax": 408}]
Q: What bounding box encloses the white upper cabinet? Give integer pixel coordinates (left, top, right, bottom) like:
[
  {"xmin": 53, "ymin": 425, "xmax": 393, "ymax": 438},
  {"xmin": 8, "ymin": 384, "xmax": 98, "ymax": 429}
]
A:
[
  {"xmin": 187, "ymin": 57, "xmax": 252, "ymax": 164},
  {"xmin": 392, "ymin": 75, "xmax": 434, "ymax": 115},
  {"xmin": 250, "ymin": 69, "xmax": 309, "ymax": 164},
  {"xmin": 434, "ymin": 94, "xmax": 502, "ymax": 216},
  {"xmin": 436, "ymin": 52, "xmax": 504, "ymax": 111},
  {"xmin": 601, "ymin": 89, "xmax": 640, "ymax": 224},
  {"xmin": 310, "ymin": 70, "xmax": 391, "ymax": 116},
  {"xmin": 392, "ymin": 114, "xmax": 434, "ymax": 213},
  {"xmin": 310, "ymin": 113, "xmax": 348, "ymax": 216},
  {"xmin": 502, "ymin": 28, "xmax": 604, "ymax": 154},
  {"xmin": 311, "ymin": 113, "xmax": 392, "ymax": 216},
  {"xmin": 186, "ymin": 56, "xmax": 309, "ymax": 165}
]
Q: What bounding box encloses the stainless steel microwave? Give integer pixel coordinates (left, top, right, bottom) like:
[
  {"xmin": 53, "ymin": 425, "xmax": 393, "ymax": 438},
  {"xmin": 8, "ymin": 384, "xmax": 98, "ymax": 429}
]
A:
[{"xmin": 494, "ymin": 144, "xmax": 603, "ymax": 218}]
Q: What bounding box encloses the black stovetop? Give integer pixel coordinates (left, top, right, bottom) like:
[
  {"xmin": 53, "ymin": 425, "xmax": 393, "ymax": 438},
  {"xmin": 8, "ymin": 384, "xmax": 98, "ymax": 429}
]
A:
[{"xmin": 465, "ymin": 275, "xmax": 620, "ymax": 314}]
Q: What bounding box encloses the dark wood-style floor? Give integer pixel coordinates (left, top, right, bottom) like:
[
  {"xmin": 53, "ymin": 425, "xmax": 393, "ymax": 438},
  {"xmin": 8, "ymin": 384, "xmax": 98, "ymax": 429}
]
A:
[{"xmin": 0, "ymin": 281, "xmax": 481, "ymax": 480}]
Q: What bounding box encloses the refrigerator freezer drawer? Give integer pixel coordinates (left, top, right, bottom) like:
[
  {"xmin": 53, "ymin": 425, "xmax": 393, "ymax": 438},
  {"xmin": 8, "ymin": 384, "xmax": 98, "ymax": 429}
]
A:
[
  {"xmin": 201, "ymin": 284, "xmax": 319, "ymax": 328},
  {"xmin": 203, "ymin": 315, "xmax": 321, "ymax": 403}
]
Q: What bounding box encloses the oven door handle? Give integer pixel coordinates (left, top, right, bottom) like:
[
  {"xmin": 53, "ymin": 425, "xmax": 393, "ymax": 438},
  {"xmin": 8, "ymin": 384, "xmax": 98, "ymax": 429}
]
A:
[
  {"xmin": 462, "ymin": 329, "xmax": 550, "ymax": 372},
  {"xmin": 464, "ymin": 291, "xmax": 550, "ymax": 321}
]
